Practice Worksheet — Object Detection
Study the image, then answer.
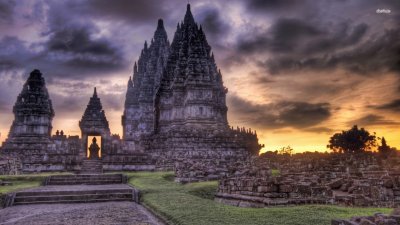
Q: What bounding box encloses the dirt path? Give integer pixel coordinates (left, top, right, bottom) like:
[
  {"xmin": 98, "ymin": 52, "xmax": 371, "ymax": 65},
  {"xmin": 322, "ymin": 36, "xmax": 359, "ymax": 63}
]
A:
[{"xmin": 0, "ymin": 201, "xmax": 165, "ymax": 225}]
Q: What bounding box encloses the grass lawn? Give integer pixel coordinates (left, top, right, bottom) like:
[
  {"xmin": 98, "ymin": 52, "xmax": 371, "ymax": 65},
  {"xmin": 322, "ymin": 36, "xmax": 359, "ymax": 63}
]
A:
[{"xmin": 128, "ymin": 171, "xmax": 392, "ymax": 225}]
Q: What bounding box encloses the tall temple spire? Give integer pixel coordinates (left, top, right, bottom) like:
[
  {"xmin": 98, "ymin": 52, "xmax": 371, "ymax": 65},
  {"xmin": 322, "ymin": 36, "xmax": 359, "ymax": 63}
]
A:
[
  {"xmin": 155, "ymin": 3, "xmax": 228, "ymax": 131},
  {"xmin": 154, "ymin": 19, "xmax": 168, "ymax": 44},
  {"xmin": 128, "ymin": 76, "xmax": 133, "ymax": 87},
  {"xmin": 184, "ymin": 3, "xmax": 195, "ymax": 25},
  {"xmin": 80, "ymin": 87, "xmax": 110, "ymax": 131},
  {"xmin": 157, "ymin": 19, "xmax": 164, "ymax": 30},
  {"xmin": 134, "ymin": 62, "xmax": 138, "ymax": 74},
  {"xmin": 122, "ymin": 16, "xmax": 170, "ymax": 140}
]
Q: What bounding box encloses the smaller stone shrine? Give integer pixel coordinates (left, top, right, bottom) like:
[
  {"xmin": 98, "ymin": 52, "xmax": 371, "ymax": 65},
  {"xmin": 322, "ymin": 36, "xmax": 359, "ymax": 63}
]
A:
[
  {"xmin": 1, "ymin": 69, "xmax": 80, "ymax": 173},
  {"xmin": 79, "ymin": 87, "xmax": 111, "ymax": 160}
]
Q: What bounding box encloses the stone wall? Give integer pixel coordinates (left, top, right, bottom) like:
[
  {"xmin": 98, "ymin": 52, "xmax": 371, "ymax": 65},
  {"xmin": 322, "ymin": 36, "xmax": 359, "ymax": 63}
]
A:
[
  {"xmin": 143, "ymin": 127, "xmax": 258, "ymax": 182},
  {"xmin": 216, "ymin": 154, "xmax": 400, "ymax": 207},
  {"xmin": 0, "ymin": 155, "xmax": 21, "ymax": 175}
]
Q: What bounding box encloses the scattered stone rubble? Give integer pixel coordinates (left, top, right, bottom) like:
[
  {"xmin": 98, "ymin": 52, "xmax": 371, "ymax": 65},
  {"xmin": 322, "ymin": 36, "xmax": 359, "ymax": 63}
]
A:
[
  {"xmin": 216, "ymin": 153, "xmax": 400, "ymax": 207},
  {"xmin": 332, "ymin": 209, "xmax": 400, "ymax": 225}
]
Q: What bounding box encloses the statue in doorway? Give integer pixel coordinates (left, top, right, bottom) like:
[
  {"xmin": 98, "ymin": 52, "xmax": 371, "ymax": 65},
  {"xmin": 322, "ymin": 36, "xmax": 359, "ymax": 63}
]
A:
[{"xmin": 88, "ymin": 137, "xmax": 100, "ymax": 160}]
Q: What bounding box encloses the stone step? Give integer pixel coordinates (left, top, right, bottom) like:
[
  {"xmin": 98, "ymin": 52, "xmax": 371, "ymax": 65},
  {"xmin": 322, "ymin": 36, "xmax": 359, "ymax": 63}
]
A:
[
  {"xmin": 80, "ymin": 159, "xmax": 103, "ymax": 174},
  {"xmin": 13, "ymin": 187, "xmax": 136, "ymax": 206},
  {"xmin": 13, "ymin": 198, "xmax": 132, "ymax": 205},
  {"xmin": 48, "ymin": 177, "xmax": 122, "ymax": 181},
  {"xmin": 47, "ymin": 180, "xmax": 122, "ymax": 185},
  {"xmin": 45, "ymin": 174, "xmax": 127, "ymax": 185},
  {"xmin": 14, "ymin": 193, "xmax": 132, "ymax": 203},
  {"xmin": 49, "ymin": 174, "xmax": 121, "ymax": 178},
  {"xmin": 48, "ymin": 178, "xmax": 121, "ymax": 182},
  {"xmin": 16, "ymin": 188, "xmax": 132, "ymax": 196}
]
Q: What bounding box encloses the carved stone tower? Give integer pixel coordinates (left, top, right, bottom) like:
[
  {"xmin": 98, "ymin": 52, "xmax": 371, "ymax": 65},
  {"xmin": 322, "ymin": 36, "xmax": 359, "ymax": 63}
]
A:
[
  {"xmin": 122, "ymin": 19, "xmax": 170, "ymax": 145},
  {"xmin": 156, "ymin": 4, "xmax": 228, "ymax": 133},
  {"xmin": 79, "ymin": 87, "xmax": 111, "ymax": 158},
  {"xmin": 5, "ymin": 69, "xmax": 54, "ymax": 144}
]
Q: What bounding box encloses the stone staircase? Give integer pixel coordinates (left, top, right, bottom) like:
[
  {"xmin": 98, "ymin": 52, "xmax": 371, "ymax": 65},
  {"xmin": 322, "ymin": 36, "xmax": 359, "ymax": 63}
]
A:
[
  {"xmin": 2, "ymin": 173, "xmax": 140, "ymax": 207},
  {"xmin": 11, "ymin": 185, "xmax": 139, "ymax": 206},
  {"xmin": 80, "ymin": 159, "xmax": 103, "ymax": 174},
  {"xmin": 44, "ymin": 174, "xmax": 128, "ymax": 185}
]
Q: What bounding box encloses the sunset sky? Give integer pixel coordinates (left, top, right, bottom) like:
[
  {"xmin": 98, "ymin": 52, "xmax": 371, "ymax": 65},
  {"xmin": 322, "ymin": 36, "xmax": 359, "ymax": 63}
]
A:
[{"xmin": 0, "ymin": 0, "xmax": 399, "ymax": 153}]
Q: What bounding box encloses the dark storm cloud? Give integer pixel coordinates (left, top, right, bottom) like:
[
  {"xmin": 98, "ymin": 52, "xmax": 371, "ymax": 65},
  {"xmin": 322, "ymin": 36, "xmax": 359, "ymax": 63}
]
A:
[
  {"xmin": 232, "ymin": 0, "xmax": 400, "ymax": 75},
  {"xmin": 348, "ymin": 114, "xmax": 400, "ymax": 127},
  {"xmin": 373, "ymin": 99, "xmax": 400, "ymax": 112},
  {"xmin": 304, "ymin": 127, "xmax": 334, "ymax": 134},
  {"xmin": 259, "ymin": 25, "xmax": 398, "ymax": 75},
  {"xmin": 83, "ymin": 0, "xmax": 168, "ymax": 23},
  {"xmin": 244, "ymin": 0, "xmax": 305, "ymax": 13},
  {"xmin": 0, "ymin": 34, "xmax": 125, "ymax": 78},
  {"xmin": 42, "ymin": 1, "xmax": 126, "ymax": 76},
  {"xmin": 0, "ymin": 2, "xmax": 127, "ymax": 79},
  {"xmin": 0, "ymin": 0, "xmax": 15, "ymax": 23},
  {"xmin": 0, "ymin": 36, "xmax": 32, "ymax": 70},
  {"xmin": 47, "ymin": 25, "xmax": 116, "ymax": 55},
  {"xmin": 237, "ymin": 18, "xmax": 323, "ymax": 54},
  {"xmin": 196, "ymin": 6, "xmax": 230, "ymax": 43},
  {"xmin": 228, "ymin": 94, "xmax": 331, "ymax": 129}
]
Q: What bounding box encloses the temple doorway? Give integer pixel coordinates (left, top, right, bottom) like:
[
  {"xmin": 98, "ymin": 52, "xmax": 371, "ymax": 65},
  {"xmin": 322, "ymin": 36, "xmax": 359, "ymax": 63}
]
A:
[{"xmin": 87, "ymin": 135, "xmax": 102, "ymax": 158}]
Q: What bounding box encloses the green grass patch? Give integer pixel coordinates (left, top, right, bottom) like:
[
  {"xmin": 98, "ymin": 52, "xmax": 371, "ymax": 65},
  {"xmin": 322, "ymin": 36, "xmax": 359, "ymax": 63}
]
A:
[
  {"xmin": 271, "ymin": 169, "xmax": 280, "ymax": 176},
  {"xmin": 128, "ymin": 171, "xmax": 392, "ymax": 225},
  {"xmin": 0, "ymin": 172, "xmax": 72, "ymax": 194},
  {"xmin": 0, "ymin": 180, "xmax": 41, "ymax": 194}
]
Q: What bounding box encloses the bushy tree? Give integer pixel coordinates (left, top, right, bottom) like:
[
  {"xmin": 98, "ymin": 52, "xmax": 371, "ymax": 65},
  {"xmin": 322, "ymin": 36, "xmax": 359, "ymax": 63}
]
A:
[
  {"xmin": 327, "ymin": 125, "xmax": 376, "ymax": 153},
  {"xmin": 278, "ymin": 145, "xmax": 293, "ymax": 155}
]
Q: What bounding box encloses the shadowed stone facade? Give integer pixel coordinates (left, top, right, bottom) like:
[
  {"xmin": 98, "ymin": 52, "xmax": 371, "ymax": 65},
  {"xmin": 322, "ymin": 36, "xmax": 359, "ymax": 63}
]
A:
[
  {"xmin": 0, "ymin": 4, "xmax": 261, "ymax": 179},
  {"xmin": 7, "ymin": 69, "xmax": 54, "ymax": 141},
  {"xmin": 155, "ymin": 5, "xmax": 228, "ymax": 133},
  {"xmin": 122, "ymin": 5, "xmax": 261, "ymax": 182},
  {"xmin": 122, "ymin": 19, "xmax": 170, "ymax": 145},
  {"xmin": 79, "ymin": 87, "xmax": 111, "ymax": 159},
  {"xmin": 1, "ymin": 70, "xmax": 80, "ymax": 173}
]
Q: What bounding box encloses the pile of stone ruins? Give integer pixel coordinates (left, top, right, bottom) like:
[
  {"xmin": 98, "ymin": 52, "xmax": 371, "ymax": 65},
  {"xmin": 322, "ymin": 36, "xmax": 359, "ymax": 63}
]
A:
[
  {"xmin": 216, "ymin": 153, "xmax": 400, "ymax": 207},
  {"xmin": 0, "ymin": 5, "xmax": 262, "ymax": 180},
  {"xmin": 332, "ymin": 209, "xmax": 400, "ymax": 225}
]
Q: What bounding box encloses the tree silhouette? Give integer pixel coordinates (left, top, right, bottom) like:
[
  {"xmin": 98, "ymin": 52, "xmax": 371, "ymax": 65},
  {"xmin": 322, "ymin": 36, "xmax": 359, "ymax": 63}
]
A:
[
  {"xmin": 327, "ymin": 125, "xmax": 376, "ymax": 153},
  {"xmin": 378, "ymin": 137, "xmax": 393, "ymax": 157},
  {"xmin": 278, "ymin": 145, "xmax": 293, "ymax": 155}
]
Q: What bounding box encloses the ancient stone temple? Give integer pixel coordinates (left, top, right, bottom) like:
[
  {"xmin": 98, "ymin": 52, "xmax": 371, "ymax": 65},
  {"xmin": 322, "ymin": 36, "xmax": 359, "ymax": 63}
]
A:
[
  {"xmin": 1, "ymin": 70, "xmax": 79, "ymax": 172},
  {"xmin": 6, "ymin": 69, "xmax": 54, "ymax": 143},
  {"xmin": 0, "ymin": 4, "xmax": 261, "ymax": 179},
  {"xmin": 122, "ymin": 19, "xmax": 170, "ymax": 146},
  {"xmin": 122, "ymin": 4, "xmax": 262, "ymax": 182},
  {"xmin": 156, "ymin": 4, "xmax": 228, "ymax": 132},
  {"xmin": 79, "ymin": 87, "xmax": 111, "ymax": 159}
]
